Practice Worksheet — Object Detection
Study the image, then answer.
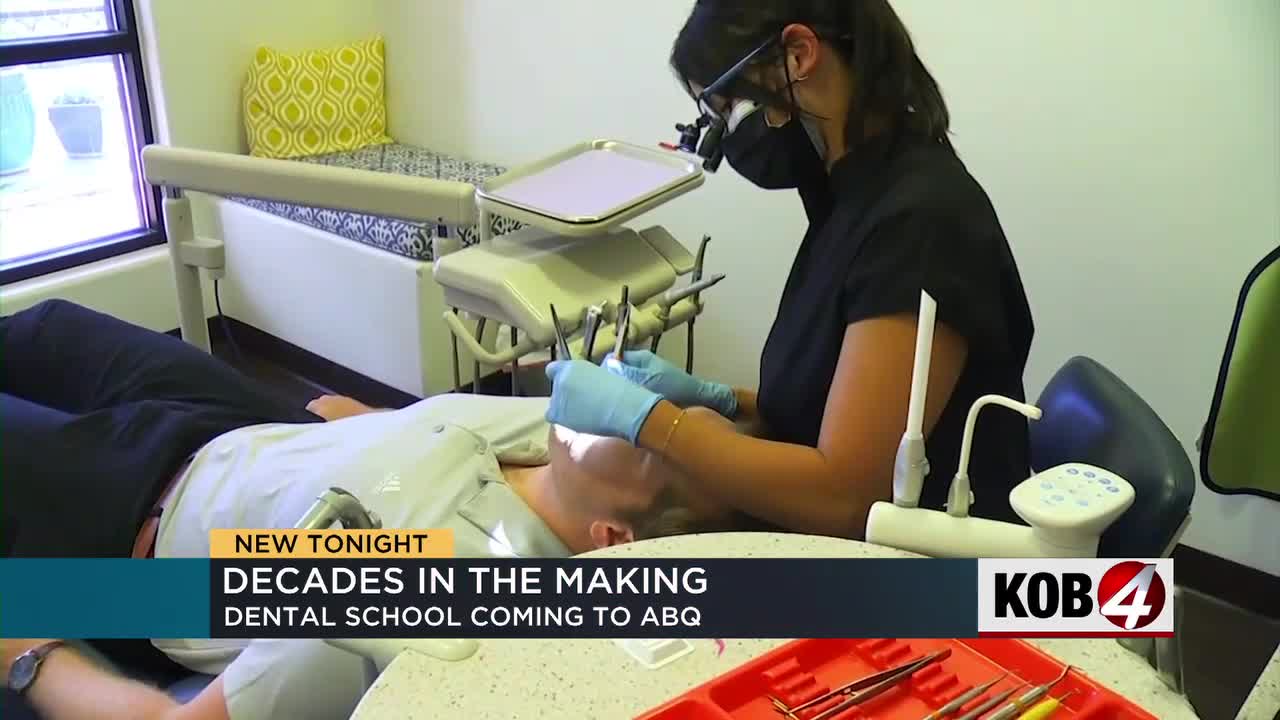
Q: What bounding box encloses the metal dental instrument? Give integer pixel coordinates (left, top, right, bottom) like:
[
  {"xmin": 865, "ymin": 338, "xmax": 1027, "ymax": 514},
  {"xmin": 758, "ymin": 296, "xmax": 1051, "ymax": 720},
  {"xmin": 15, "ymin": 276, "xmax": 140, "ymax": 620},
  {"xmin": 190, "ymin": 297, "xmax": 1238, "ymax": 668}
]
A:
[
  {"xmin": 582, "ymin": 306, "xmax": 603, "ymax": 362},
  {"xmin": 806, "ymin": 649, "xmax": 953, "ymax": 720},
  {"xmin": 686, "ymin": 235, "xmax": 710, "ymax": 373},
  {"xmin": 612, "ymin": 302, "xmax": 632, "ymax": 361},
  {"xmin": 918, "ymin": 672, "xmax": 1009, "ymax": 720},
  {"xmin": 549, "ymin": 304, "xmax": 572, "ymax": 360},
  {"xmin": 652, "ymin": 271, "xmax": 724, "ymax": 353},
  {"xmin": 984, "ymin": 666, "xmax": 1073, "ymax": 720},
  {"xmin": 295, "ymin": 488, "xmax": 382, "ymax": 530},
  {"xmin": 769, "ymin": 654, "xmax": 930, "ymax": 716},
  {"xmin": 661, "ymin": 272, "xmax": 726, "ymax": 307},
  {"xmin": 773, "ymin": 649, "xmax": 953, "ymax": 720},
  {"xmin": 953, "ymin": 683, "xmax": 1029, "ymax": 720}
]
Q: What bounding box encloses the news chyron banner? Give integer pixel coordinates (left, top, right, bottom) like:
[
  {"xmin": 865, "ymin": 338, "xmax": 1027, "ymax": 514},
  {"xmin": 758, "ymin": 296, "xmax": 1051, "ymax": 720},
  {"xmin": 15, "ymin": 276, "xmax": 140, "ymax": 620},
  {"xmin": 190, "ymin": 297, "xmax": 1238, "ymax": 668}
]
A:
[
  {"xmin": 0, "ymin": 530, "xmax": 1174, "ymax": 640},
  {"xmin": 208, "ymin": 529, "xmax": 975, "ymax": 639}
]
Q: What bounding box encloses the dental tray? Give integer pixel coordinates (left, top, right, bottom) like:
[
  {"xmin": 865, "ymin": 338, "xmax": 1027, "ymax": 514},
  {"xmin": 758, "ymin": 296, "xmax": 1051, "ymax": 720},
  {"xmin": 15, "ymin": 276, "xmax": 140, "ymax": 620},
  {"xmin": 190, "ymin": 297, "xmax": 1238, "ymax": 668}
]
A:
[
  {"xmin": 635, "ymin": 638, "xmax": 1157, "ymax": 720},
  {"xmin": 476, "ymin": 140, "xmax": 704, "ymax": 237}
]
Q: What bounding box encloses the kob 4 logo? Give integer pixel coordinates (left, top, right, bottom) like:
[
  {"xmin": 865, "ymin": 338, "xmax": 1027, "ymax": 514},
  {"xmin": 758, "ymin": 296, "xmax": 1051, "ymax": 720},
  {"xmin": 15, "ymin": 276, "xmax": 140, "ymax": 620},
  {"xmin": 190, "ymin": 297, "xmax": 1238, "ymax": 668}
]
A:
[{"xmin": 979, "ymin": 559, "xmax": 1173, "ymax": 637}]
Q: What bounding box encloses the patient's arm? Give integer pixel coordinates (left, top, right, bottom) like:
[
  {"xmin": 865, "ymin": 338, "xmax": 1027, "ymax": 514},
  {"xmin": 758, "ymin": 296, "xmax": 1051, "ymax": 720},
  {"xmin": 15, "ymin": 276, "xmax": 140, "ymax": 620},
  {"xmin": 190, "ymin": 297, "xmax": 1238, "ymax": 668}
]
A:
[
  {"xmin": 306, "ymin": 395, "xmax": 387, "ymax": 421},
  {"xmin": 5, "ymin": 639, "xmax": 229, "ymax": 720}
]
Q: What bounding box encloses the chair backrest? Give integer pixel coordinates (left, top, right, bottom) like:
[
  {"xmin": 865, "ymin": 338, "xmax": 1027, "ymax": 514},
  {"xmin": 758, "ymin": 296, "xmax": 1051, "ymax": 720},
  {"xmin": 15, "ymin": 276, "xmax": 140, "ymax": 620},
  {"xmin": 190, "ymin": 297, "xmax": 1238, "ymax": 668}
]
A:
[
  {"xmin": 1030, "ymin": 356, "xmax": 1195, "ymax": 557},
  {"xmin": 1200, "ymin": 246, "xmax": 1280, "ymax": 500}
]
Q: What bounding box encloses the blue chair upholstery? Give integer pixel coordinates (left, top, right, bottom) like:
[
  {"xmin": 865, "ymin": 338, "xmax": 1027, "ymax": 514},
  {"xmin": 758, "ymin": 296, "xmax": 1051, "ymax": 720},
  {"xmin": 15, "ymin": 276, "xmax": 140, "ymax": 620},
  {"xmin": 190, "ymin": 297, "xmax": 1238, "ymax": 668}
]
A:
[{"xmin": 1029, "ymin": 356, "xmax": 1196, "ymax": 558}]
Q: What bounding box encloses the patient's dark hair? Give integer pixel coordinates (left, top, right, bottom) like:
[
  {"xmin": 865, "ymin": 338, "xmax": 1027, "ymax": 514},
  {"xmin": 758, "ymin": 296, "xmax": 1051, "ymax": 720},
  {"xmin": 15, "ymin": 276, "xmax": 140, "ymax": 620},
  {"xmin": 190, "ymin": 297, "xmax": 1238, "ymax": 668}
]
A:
[{"xmin": 670, "ymin": 0, "xmax": 952, "ymax": 153}]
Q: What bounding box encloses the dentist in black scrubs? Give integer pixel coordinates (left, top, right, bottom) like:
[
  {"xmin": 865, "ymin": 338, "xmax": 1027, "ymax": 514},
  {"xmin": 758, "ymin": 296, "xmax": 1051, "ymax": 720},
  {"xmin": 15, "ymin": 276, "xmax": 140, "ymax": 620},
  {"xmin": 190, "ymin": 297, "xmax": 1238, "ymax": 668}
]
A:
[{"xmin": 543, "ymin": 0, "xmax": 1035, "ymax": 538}]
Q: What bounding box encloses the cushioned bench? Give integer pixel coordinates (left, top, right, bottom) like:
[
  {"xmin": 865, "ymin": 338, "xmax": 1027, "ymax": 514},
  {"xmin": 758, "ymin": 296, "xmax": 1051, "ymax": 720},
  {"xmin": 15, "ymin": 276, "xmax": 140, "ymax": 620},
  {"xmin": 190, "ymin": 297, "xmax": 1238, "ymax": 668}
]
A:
[{"xmin": 229, "ymin": 142, "xmax": 523, "ymax": 262}]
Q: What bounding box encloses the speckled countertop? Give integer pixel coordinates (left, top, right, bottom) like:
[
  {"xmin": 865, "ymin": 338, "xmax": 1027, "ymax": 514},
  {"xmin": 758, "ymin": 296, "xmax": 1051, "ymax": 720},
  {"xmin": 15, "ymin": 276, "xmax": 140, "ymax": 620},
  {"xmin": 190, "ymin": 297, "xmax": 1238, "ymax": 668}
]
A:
[
  {"xmin": 1236, "ymin": 644, "xmax": 1280, "ymax": 720},
  {"xmin": 348, "ymin": 534, "xmax": 1261, "ymax": 719}
]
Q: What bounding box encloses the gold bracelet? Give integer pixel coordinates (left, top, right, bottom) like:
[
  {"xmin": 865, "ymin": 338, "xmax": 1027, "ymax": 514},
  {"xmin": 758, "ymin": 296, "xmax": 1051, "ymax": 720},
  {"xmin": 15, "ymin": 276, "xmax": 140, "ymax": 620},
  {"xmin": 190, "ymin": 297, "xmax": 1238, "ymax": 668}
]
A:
[{"xmin": 660, "ymin": 408, "xmax": 689, "ymax": 454}]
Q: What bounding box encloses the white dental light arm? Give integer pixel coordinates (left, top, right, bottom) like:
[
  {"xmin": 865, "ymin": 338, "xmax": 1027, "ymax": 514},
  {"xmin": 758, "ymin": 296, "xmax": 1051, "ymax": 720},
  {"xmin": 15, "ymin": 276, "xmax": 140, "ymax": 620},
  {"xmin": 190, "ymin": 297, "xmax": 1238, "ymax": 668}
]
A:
[
  {"xmin": 947, "ymin": 395, "xmax": 1043, "ymax": 518},
  {"xmin": 891, "ymin": 290, "xmax": 937, "ymax": 508}
]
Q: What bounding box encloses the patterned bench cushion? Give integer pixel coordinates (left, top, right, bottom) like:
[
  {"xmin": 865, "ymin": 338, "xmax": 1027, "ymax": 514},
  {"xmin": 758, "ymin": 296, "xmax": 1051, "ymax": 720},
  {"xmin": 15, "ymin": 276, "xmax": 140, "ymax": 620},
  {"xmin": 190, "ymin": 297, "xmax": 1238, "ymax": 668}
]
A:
[{"xmin": 228, "ymin": 143, "xmax": 522, "ymax": 262}]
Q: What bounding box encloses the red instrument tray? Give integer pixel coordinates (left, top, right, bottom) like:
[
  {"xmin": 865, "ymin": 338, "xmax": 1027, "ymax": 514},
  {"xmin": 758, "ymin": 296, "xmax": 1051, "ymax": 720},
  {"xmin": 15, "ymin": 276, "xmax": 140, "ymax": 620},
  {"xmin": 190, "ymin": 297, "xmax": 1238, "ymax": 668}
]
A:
[{"xmin": 635, "ymin": 639, "xmax": 1157, "ymax": 720}]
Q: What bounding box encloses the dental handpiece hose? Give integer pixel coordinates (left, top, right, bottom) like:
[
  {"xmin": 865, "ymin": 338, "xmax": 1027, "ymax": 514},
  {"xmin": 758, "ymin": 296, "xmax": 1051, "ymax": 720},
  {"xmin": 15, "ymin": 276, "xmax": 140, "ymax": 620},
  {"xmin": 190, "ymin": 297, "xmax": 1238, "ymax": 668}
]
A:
[{"xmin": 946, "ymin": 395, "xmax": 1042, "ymax": 517}]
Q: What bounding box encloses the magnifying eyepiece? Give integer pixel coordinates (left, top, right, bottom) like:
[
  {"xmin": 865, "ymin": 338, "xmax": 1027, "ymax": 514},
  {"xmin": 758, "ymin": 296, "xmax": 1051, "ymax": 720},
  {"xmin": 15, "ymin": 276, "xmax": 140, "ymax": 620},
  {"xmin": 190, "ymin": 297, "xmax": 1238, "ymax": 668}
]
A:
[
  {"xmin": 669, "ymin": 113, "xmax": 724, "ymax": 173},
  {"xmin": 696, "ymin": 117, "xmax": 726, "ymax": 173}
]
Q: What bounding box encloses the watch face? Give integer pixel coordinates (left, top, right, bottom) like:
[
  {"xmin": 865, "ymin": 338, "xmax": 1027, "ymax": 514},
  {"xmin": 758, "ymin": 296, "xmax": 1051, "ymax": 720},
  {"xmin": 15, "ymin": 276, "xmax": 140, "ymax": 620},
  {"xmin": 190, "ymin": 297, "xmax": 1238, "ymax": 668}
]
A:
[{"xmin": 8, "ymin": 653, "xmax": 37, "ymax": 692}]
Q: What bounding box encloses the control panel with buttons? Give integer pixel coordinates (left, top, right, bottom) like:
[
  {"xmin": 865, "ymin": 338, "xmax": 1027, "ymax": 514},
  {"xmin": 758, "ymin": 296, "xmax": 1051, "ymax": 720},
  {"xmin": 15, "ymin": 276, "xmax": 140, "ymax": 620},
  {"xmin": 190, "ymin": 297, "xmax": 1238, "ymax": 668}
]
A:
[{"xmin": 1011, "ymin": 462, "xmax": 1136, "ymax": 539}]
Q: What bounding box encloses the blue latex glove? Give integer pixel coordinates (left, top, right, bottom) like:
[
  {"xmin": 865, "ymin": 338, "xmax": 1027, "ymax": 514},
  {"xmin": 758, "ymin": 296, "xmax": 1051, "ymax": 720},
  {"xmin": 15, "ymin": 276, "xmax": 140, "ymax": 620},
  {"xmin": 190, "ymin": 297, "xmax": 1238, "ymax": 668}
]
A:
[
  {"xmin": 604, "ymin": 350, "xmax": 738, "ymax": 419},
  {"xmin": 544, "ymin": 359, "xmax": 663, "ymax": 444}
]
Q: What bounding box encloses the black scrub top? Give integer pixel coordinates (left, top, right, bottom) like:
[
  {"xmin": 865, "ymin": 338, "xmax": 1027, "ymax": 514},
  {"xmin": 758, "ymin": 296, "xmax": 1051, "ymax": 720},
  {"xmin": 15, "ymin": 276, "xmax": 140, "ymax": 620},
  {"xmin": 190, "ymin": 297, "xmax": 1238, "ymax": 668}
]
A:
[{"xmin": 754, "ymin": 124, "xmax": 1035, "ymax": 526}]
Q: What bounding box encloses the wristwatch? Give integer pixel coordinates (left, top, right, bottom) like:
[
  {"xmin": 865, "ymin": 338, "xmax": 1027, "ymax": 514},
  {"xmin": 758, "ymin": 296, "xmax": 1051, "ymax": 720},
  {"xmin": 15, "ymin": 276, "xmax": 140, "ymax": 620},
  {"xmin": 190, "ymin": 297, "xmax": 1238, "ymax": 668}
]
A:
[{"xmin": 7, "ymin": 640, "xmax": 65, "ymax": 694}]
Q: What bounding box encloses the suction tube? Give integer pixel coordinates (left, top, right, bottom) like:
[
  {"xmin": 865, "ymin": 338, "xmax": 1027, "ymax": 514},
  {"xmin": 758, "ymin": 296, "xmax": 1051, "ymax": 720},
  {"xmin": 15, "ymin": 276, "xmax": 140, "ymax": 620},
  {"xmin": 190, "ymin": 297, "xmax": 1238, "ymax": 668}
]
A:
[{"xmin": 891, "ymin": 291, "xmax": 937, "ymax": 507}]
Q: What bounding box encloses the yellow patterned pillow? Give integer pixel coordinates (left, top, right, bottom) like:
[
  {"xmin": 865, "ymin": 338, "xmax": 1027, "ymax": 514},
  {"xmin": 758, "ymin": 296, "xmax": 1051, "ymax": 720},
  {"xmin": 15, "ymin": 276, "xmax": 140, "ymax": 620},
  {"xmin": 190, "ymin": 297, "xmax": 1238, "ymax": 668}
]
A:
[{"xmin": 243, "ymin": 36, "xmax": 392, "ymax": 159}]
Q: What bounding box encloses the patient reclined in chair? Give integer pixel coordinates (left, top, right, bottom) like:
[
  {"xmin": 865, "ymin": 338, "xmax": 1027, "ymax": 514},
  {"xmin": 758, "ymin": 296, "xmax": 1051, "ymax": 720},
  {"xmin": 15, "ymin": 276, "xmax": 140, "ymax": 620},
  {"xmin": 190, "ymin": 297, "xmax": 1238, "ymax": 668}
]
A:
[{"xmin": 0, "ymin": 299, "xmax": 727, "ymax": 720}]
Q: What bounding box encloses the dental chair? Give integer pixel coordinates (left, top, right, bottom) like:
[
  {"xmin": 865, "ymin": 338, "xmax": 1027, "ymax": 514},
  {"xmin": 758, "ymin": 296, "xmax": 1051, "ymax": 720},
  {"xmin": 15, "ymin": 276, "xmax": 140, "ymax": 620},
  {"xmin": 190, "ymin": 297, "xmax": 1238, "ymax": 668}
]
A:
[
  {"xmin": 1029, "ymin": 356, "xmax": 1196, "ymax": 559},
  {"xmin": 1029, "ymin": 355, "xmax": 1197, "ymax": 694}
]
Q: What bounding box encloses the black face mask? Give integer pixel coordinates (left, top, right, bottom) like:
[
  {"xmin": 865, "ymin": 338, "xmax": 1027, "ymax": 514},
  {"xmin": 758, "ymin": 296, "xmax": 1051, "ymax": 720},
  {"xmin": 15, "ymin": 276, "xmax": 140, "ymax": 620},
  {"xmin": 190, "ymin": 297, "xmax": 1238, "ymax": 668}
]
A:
[{"xmin": 720, "ymin": 104, "xmax": 802, "ymax": 190}]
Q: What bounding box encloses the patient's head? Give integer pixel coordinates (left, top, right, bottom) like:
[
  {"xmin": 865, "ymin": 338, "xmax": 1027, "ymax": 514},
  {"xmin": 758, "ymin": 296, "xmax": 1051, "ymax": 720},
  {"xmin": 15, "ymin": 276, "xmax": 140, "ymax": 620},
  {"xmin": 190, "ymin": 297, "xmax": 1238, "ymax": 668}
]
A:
[{"xmin": 545, "ymin": 421, "xmax": 727, "ymax": 552}]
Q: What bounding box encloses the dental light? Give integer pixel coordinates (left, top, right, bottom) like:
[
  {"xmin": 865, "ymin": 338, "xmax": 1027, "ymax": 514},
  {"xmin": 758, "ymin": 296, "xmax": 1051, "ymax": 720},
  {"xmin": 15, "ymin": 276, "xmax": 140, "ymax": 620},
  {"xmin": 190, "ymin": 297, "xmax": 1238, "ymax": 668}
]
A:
[{"xmin": 865, "ymin": 291, "xmax": 1137, "ymax": 559}]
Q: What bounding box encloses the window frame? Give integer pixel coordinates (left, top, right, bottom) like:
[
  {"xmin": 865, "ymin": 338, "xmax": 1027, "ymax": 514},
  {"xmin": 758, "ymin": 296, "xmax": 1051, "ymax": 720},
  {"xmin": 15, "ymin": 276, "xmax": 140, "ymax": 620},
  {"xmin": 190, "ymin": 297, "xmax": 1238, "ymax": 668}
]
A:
[{"xmin": 0, "ymin": 0, "xmax": 163, "ymax": 285}]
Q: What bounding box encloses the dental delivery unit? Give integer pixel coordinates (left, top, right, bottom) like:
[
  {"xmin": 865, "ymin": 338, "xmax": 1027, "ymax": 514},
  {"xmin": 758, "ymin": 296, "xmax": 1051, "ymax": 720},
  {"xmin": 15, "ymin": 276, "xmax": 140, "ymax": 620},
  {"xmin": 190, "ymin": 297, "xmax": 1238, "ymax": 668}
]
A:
[
  {"xmin": 864, "ymin": 290, "xmax": 1138, "ymax": 559},
  {"xmin": 141, "ymin": 139, "xmax": 724, "ymax": 395}
]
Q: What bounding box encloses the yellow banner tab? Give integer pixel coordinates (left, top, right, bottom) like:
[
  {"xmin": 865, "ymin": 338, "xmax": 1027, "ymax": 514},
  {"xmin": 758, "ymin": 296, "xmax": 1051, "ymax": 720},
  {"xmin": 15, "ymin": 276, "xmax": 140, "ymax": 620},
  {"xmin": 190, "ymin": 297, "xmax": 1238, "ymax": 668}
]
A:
[{"xmin": 209, "ymin": 529, "xmax": 454, "ymax": 559}]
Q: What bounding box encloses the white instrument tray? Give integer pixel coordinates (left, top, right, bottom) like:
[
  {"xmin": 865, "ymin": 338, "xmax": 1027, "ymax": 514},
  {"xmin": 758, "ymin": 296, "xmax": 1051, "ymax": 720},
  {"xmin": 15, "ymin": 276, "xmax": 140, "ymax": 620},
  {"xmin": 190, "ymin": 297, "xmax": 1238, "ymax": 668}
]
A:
[{"xmin": 475, "ymin": 140, "xmax": 704, "ymax": 237}]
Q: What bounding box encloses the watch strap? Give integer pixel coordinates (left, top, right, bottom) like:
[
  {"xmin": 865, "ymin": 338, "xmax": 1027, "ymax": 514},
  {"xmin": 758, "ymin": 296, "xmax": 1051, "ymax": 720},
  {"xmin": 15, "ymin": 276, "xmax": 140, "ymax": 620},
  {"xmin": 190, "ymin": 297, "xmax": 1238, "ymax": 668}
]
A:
[
  {"xmin": 8, "ymin": 640, "xmax": 65, "ymax": 694},
  {"xmin": 30, "ymin": 640, "xmax": 65, "ymax": 661}
]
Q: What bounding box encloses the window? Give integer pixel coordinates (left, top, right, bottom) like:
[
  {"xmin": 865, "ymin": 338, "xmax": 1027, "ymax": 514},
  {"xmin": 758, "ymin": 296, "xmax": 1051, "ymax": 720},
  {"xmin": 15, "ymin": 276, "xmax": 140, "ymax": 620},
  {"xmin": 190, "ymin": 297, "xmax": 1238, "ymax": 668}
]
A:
[{"xmin": 0, "ymin": 0, "xmax": 160, "ymax": 284}]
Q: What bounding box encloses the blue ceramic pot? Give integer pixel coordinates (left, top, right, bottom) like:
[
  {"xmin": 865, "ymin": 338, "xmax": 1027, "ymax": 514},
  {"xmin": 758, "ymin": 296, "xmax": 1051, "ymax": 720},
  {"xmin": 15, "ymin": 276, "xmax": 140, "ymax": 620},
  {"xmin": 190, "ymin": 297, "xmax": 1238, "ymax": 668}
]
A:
[{"xmin": 1, "ymin": 70, "xmax": 37, "ymax": 175}]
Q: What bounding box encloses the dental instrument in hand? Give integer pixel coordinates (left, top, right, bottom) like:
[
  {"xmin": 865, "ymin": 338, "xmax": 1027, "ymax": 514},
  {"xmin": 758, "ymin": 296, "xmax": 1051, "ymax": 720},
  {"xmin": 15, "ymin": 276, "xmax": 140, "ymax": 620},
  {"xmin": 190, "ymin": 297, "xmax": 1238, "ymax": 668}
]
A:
[
  {"xmin": 613, "ymin": 302, "xmax": 633, "ymax": 361},
  {"xmin": 1015, "ymin": 690, "xmax": 1078, "ymax": 720},
  {"xmin": 686, "ymin": 235, "xmax": 710, "ymax": 373},
  {"xmin": 984, "ymin": 666, "xmax": 1073, "ymax": 720},
  {"xmin": 918, "ymin": 672, "xmax": 1009, "ymax": 720},
  {"xmin": 953, "ymin": 683, "xmax": 1030, "ymax": 720},
  {"xmin": 549, "ymin": 303, "xmax": 572, "ymax": 360},
  {"xmin": 582, "ymin": 305, "xmax": 603, "ymax": 362}
]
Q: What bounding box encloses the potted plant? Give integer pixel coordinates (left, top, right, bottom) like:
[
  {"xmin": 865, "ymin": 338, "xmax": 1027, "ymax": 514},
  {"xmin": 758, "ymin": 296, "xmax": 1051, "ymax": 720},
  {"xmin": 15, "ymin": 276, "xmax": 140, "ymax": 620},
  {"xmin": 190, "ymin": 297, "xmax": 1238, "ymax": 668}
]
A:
[
  {"xmin": 48, "ymin": 90, "xmax": 104, "ymax": 158},
  {"xmin": 0, "ymin": 68, "xmax": 36, "ymax": 175}
]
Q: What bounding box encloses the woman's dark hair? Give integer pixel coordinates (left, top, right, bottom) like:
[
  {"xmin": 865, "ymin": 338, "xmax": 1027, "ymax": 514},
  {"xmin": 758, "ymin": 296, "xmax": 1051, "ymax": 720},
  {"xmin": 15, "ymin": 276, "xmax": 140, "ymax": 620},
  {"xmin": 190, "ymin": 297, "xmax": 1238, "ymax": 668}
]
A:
[{"xmin": 671, "ymin": 0, "xmax": 952, "ymax": 153}]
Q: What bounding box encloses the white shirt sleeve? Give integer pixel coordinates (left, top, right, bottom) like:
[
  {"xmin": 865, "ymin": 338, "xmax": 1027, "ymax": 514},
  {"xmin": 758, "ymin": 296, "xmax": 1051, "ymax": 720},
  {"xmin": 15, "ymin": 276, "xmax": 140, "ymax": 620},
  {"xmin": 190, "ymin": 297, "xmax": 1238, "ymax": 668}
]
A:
[{"xmin": 222, "ymin": 639, "xmax": 374, "ymax": 720}]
